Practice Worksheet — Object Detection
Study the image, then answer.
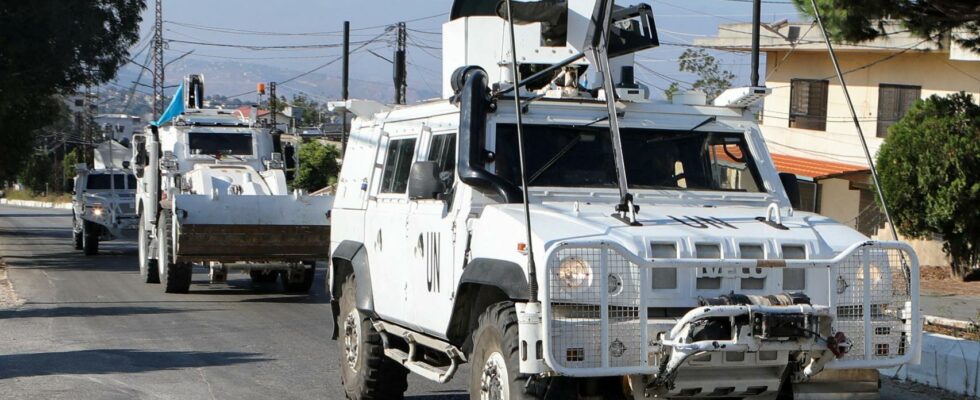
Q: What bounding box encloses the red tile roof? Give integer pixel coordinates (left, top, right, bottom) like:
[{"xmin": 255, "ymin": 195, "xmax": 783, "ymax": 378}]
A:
[
  {"xmin": 235, "ymin": 106, "xmax": 277, "ymax": 118},
  {"xmin": 769, "ymin": 152, "xmax": 869, "ymax": 179}
]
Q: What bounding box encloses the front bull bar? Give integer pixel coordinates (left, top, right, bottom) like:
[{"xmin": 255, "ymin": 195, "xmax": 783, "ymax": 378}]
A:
[{"xmin": 534, "ymin": 241, "xmax": 921, "ymax": 382}]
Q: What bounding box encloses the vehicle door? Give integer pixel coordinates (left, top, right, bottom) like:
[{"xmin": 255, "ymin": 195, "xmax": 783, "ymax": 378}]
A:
[
  {"xmin": 405, "ymin": 129, "xmax": 461, "ymax": 334},
  {"xmin": 363, "ymin": 131, "xmax": 418, "ymax": 326}
]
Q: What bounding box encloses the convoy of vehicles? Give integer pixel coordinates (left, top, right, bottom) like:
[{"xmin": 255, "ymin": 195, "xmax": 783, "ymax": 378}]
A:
[
  {"xmin": 129, "ymin": 75, "xmax": 332, "ymax": 293},
  {"xmin": 325, "ymin": 1, "xmax": 921, "ymax": 399},
  {"xmin": 47, "ymin": 0, "xmax": 923, "ymax": 398}
]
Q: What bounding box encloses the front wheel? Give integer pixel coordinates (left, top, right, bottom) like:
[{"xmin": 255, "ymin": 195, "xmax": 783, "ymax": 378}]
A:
[
  {"xmin": 282, "ymin": 262, "xmax": 315, "ymax": 293},
  {"xmin": 249, "ymin": 270, "xmax": 278, "ymax": 284},
  {"xmin": 470, "ymin": 301, "xmax": 536, "ymax": 400},
  {"xmin": 138, "ymin": 215, "xmax": 159, "ymax": 284},
  {"xmin": 157, "ymin": 213, "xmax": 191, "ymax": 293},
  {"xmin": 72, "ymin": 218, "xmax": 83, "ymax": 250},
  {"xmin": 338, "ymin": 275, "xmax": 408, "ymax": 400},
  {"xmin": 82, "ymin": 220, "xmax": 99, "ymax": 256}
]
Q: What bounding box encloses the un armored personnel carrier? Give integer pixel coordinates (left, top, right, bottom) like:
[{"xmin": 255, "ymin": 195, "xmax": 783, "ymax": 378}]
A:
[
  {"xmin": 328, "ymin": 1, "xmax": 921, "ymax": 399},
  {"xmin": 131, "ymin": 75, "xmax": 332, "ymax": 293},
  {"xmin": 71, "ymin": 145, "xmax": 138, "ymax": 256}
]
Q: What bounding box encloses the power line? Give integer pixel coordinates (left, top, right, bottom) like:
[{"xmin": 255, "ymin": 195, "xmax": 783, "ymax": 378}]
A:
[
  {"xmin": 225, "ymin": 30, "xmax": 392, "ymax": 99},
  {"xmin": 165, "ymin": 38, "xmax": 372, "ymax": 50},
  {"xmin": 163, "ymin": 12, "xmax": 447, "ymax": 37}
]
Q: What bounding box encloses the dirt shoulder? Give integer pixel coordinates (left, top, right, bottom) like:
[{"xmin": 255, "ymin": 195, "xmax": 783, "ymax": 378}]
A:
[
  {"xmin": 0, "ymin": 258, "xmax": 24, "ymax": 309},
  {"xmin": 921, "ymin": 266, "xmax": 980, "ymax": 297}
]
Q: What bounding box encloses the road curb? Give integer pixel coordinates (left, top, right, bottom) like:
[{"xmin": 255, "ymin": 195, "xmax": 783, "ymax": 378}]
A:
[
  {"xmin": 882, "ymin": 332, "xmax": 980, "ymax": 398},
  {"xmin": 0, "ymin": 198, "xmax": 72, "ymax": 210}
]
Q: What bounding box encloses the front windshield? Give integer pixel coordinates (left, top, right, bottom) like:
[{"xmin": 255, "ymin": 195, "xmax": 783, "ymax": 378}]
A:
[
  {"xmin": 495, "ymin": 124, "xmax": 764, "ymax": 192},
  {"xmin": 86, "ymin": 174, "xmax": 136, "ymax": 190},
  {"xmin": 188, "ymin": 132, "xmax": 253, "ymax": 156}
]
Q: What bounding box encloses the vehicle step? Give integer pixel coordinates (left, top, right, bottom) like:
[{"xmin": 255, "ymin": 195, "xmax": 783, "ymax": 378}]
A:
[{"xmin": 374, "ymin": 321, "xmax": 464, "ymax": 383}]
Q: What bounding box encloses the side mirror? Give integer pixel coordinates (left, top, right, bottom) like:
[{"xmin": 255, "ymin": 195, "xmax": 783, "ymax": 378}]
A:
[
  {"xmin": 64, "ymin": 180, "xmax": 75, "ymax": 194},
  {"xmin": 133, "ymin": 135, "xmax": 148, "ymax": 178},
  {"xmin": 779, "ymin": 172, "xmax": 801, "ymax": 209},
  {"xmin": 408, "ymin": 161, "xmax": 446, "ymax": 200}
]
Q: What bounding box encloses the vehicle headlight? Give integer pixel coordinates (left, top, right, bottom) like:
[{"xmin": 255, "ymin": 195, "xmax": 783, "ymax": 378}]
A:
[
  {"xmin": 557, "ymin": 256, "xmax": 592, "ymax": 289},
  {"xmin": 92, "ymin": 207, "xmax": 103, "ymax": 217}
]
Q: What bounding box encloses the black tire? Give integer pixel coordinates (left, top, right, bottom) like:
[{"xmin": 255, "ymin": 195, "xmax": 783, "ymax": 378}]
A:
[
  {"xmin": 138, "ymin": 214, "xmax": 159, "ymax": 284},
  {"xmin": 469, "ymin": 301, "xmax": 536, "ymax": 400},
  {"xmin": 158, "ymin": 213, "xmax": 191, "ymax": 293},
  {"xmin": 72, "ymin": 218, "xmax": 83, "ymax": 250},
  {"xmin": 82, "ymin": 220, "xmax": 99, "ymax": 256},
  {"xmin": 282, "ymin": 262, "xmax": 315, "ymax": 293},
  {"xmin": 338, "ymin": 275, "xmax": 408, "ymax": 400},
  {"xmin": 249, "ymin": 270, "xmax": 278, "ymax": 284}
]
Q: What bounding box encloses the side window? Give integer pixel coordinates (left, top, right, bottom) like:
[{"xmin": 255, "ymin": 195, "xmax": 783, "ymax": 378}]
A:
[
  {"xmin": 789, "ymin": 79, "xmax": 829, "ymax": 131},
  {"xmin": 380, "ymin": 138, "xmax": 417, "ymax": 194},
  {"xmin": 426, "ymin": 134, "xmax": 456, "ymax": 187},
  {"xmin": 876, "ymin": 84, "xmax": 921, "ymax": 137}
]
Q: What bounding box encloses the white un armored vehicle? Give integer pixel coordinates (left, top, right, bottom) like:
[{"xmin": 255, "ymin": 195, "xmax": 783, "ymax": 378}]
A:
[
  {"xmin": 328, "ymin": 1, "xmax": 921, "ymax": 399},
  {"xmin": 132, "ymin": 75, "xmax": 332, "ymax": 293},
  {"xmin": 71, "ymin": 142, "xmax": 139, "ymax": 255}
]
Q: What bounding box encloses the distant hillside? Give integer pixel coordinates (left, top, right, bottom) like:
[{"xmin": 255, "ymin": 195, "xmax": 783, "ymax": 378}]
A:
[{"xmin": 109, "ymin": 58, "xmax": 441, "ymax": 110}]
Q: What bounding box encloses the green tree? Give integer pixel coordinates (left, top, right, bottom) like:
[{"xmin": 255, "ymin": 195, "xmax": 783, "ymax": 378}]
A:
[
  {"xmin": 794, "ymin": 0, "xmax": 980, "ymax": 52},
  {"xmin": 293, "ymin": 141, "xmax": 341, "ymax": 192},
  {"xmin": 0, "ymin": 1, "xmax": 145, "ymax": 181},
  {"xmin": 291, "ymin": 94, "xmax": 323, "ymax": 127},
  {"xmin": 876, "ymin": 92, "xmax": 980, "ymax": 279},
  {"xmin": 667, "ymin": 49, "xmax": 735, "ymax": 102},
  {"xmin": 63, "ymin": 148, "xmax": 83, "ymax": 186},
  {"xmin": 20, "ymin": 154, "xmax": 53, "ymax": 194}
]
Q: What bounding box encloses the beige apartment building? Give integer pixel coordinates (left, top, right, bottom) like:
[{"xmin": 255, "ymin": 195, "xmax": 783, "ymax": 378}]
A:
[{"xmin": 697, "ymin": 22, "xmax": 980, "ymax": 265}]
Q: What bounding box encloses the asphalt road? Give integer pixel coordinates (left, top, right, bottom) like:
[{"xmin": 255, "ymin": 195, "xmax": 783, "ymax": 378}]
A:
[
  {"xmin": 0, "ymin": 205, "xmax": 467, "ymax": 399},
  {"xmin": 0, "ymin": 205, "xmax": 967, "ymax": 400}
]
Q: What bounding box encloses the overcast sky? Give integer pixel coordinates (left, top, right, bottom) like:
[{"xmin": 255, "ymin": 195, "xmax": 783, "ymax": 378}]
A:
[{"xmin": 127, "ymin": 0, "xmax": 804, "ymax": 100}]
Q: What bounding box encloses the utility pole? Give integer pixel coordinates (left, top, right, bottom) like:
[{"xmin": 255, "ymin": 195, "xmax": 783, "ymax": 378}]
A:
[
  {"xmin": 341, "ymin": 21, "xmax": 350, "ymax": 156},
  {"xmin": 270, "ymin": 81, "xmax": 282, "ymax": 153},
  {"xmin": 750, "ymin": 0, "xmax": 761, "ymax": 87},
  {"xmin": 152, "ymin": 0, "xmax": 165, "ymax": 118},
  {"xmin": 269, "ymin": 81, "xmax": 277, "ymax": 130},
  {"xmin": 393, "ymin": 22, "xmax": 407, "ymax": 105}
]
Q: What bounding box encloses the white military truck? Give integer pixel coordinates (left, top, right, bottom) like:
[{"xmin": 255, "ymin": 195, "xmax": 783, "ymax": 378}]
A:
[
  {"xmin": 328, "ymin": 1, "xmax": 921, "ymax": 399},
  {"xmin": 71, "ymin": 143, "xmax": 139, "ymax": 256},
  {"xmin": 132, "ymin": 75, "xmax": 332, "ymax": 293}
]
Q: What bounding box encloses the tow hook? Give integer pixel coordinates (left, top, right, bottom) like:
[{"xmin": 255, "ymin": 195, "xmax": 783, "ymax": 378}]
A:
[{"xmin": 826, "ymin": 332, "xmax": 852, "ymax": 358}]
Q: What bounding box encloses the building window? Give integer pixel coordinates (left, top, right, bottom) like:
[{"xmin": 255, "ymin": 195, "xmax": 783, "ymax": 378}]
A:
[
  {"xmin": 876, "ymin": 84, "xmax": 921, "ymax": 138},
  {"xmin": 856, "ymin": 189, "xmax": 886, "ymax": 236},
  {"xmin": 789, "ymin": 79, "xmax": 829, "ymax": 131},
  {"xmin": 380, "ymin": 138, "xmax": 417, "ymax": 194},
  {"xmin": 798, "ymin": 180, "xmax": 819, "ymax": 212}
]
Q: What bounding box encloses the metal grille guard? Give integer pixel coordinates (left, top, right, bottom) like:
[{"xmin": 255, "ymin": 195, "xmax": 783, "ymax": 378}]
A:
[{"xmin": 539, "ymin": 240, "xmax": 921, "ymax": 379}]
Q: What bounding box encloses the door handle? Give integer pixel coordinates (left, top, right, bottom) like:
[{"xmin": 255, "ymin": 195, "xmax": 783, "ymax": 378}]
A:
[{"xmin": 375, "ymin": 230, "xmax": 383, "ymax": 252}]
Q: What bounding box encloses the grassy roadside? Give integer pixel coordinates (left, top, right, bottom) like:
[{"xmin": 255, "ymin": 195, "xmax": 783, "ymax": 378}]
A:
[{"xmin": 1, "ymin": 189, "xmax": 72, "ymax": 204}]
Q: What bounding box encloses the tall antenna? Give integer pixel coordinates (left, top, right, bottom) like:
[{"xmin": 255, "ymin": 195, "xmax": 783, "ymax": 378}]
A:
[
  {"xmin": 504, "ymin": 0, "xmax": 538, "ymax": 302},
  {"xmin": 341, "ymin": 21, "xmax": 350, "ymax": 156},
  {"xmin": 808, "ymin": 0, "xmax": 900, "ymax": 243},
  {"xmin": 152, "ymin": 0, "xmax": 164, "ymax": 118}
]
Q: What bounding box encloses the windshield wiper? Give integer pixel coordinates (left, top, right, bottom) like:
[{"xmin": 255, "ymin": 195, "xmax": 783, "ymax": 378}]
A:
[{"xmin": 528, "ymin": 135, "xmax": 582, "ymax": 184}]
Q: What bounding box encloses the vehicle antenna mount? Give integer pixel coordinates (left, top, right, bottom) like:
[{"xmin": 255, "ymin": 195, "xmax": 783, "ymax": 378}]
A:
[{"xmin": 594, "ymin": 0, "xmax": 641, "ymax": 226}]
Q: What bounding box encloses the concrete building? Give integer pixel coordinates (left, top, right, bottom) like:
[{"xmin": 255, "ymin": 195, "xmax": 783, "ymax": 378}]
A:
[
  {"xmin": 696, "ymin": 22, "xmax": 980, "ymax": 265},
  {"xmin": 235, "ymin": 106, "xmax": 291, "ymax": 133}
]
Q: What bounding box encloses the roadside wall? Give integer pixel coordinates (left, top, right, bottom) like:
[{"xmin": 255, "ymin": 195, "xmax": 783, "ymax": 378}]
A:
[
  {"xmin": 0, "ymin": 199, "xmax": 72, "ymax": 210},
  {"xmin": 882, "ymin": 333, "xmax": 980, "ymax": 398}
]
